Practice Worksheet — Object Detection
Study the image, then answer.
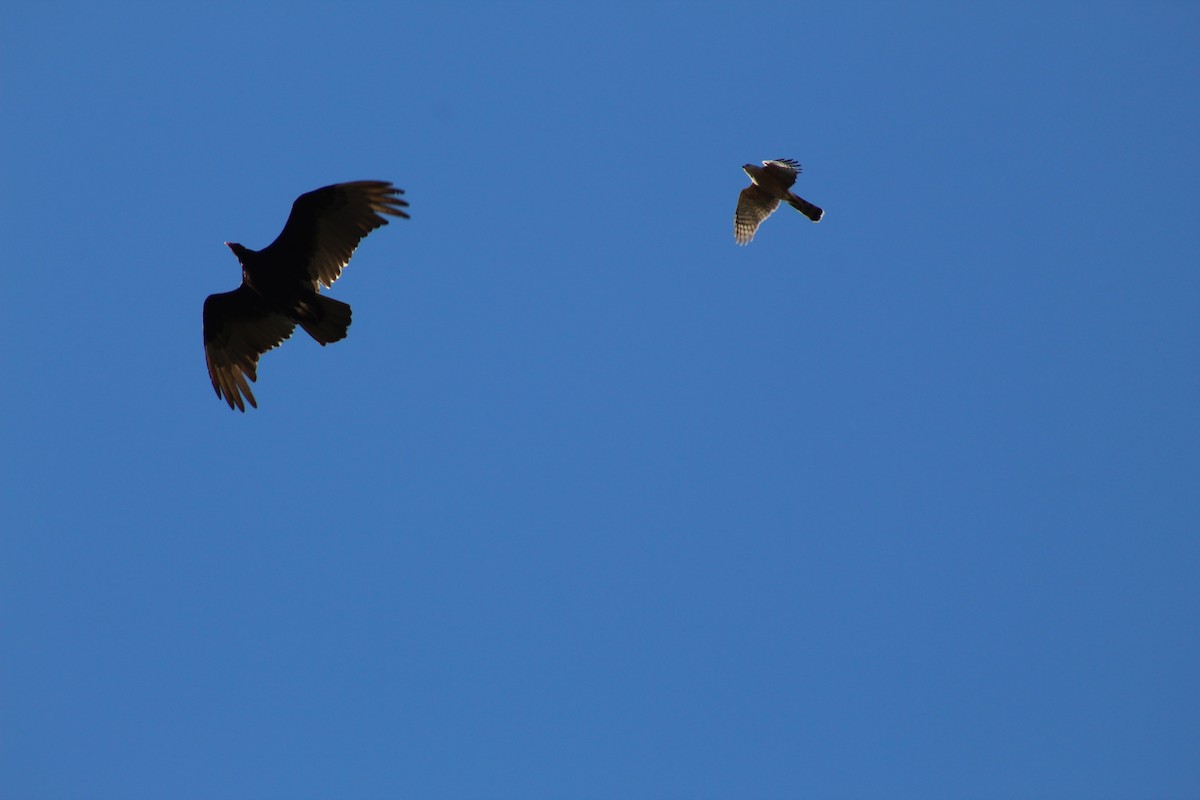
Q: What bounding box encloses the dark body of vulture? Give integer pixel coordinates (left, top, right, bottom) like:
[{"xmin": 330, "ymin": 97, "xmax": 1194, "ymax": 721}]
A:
[{"xmin": 203, "ymin": 181, "xmax": 408, "ymax": 411}]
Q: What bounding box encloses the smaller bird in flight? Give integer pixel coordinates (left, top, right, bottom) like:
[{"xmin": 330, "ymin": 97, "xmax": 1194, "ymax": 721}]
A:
[
  {"xmin": 734, "ymin": 158, "xmax": 824, "ymax": 245},
  {"xmin": 203, "ymin": 180, "xmax": 409, "ymax": 411}
]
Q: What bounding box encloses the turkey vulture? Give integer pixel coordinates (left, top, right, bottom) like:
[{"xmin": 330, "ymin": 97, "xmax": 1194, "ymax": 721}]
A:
[
  {"xmin": 734, "ymin": 159, "xmax": 823, "ymax": 245},
  {"xmin": 203, "ymin": 180, "xmax": 409, "ymax": 411}
]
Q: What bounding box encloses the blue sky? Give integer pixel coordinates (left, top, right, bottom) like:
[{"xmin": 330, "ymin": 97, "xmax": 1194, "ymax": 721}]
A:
[{"xmin": 2, "ymin": 3, "xmax": 1198, "ymax": 797}]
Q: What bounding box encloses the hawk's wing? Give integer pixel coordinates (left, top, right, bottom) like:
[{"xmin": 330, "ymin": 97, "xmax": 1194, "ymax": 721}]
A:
[
  {"xmin": 203, "ymin": 287, "xmax": 298, "ymax": 411},
  {"xmin": 735, "ymin": 185, "xmax": 782, "ymax": 245},
  {"xmin": 259, "ymin": 181, "xmax": 409, "ymax": 290},
  {"xmin": 762, "ymin": 159, "xmax": 801, "ymax": 189}
]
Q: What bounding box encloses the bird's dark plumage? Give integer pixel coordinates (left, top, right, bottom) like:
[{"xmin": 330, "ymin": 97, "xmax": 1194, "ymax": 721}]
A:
[
  {"xmin": 203, "ymin": 180, "xmax": 409, "ymax": 411},
  {"xmin": 734, "ymin": 158, "xmax": 823, "ymax": 245}
]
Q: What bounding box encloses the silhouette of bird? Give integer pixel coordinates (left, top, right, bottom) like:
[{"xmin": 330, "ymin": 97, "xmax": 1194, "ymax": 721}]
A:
[
  {"xmin": 734, "ymin": 159, "xmax": 823, "ymax": 245},
  {"xmin": 203, "ymin": 180, "xmax": 408, "ymax": 411}
]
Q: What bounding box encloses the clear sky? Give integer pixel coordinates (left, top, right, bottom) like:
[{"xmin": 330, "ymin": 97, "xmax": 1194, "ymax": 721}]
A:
[{"xmin": 3, "ymin": 3, "xmax": 1198, "ymax": 798}]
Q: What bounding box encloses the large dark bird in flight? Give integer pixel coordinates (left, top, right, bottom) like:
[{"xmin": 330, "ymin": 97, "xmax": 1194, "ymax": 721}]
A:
[
  {"xmin": 734, "ymin": 159, "xmax": 823, "ymax": 245},
  {"xmin": 203, "ymin": 180, "xmax": 409, "ymax": 411}
]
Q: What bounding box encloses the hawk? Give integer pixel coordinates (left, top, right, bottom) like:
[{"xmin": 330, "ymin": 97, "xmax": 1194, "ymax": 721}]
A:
[
  {"xmin": 734, "ymin": 158, "xmax": 823, "ymax": 245},
  {"xmin": 203, "ymin": 180, "xmax": 409, "ymax": 411}
]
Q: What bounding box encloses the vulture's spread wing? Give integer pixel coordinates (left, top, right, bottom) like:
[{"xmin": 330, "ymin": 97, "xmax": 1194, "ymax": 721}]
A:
[
  {"xmin": 260, "ymin": 181, "xmax": 409, "ymax": 290},
  {"xmin": 203, "ymin": 288, "xmax": 298, "ymax": 411}
]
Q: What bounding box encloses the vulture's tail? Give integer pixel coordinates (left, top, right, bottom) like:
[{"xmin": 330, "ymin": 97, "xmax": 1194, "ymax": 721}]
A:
[{"xmin": 297, "ymin": 293, "xmax": 352, "ymax": 345}]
